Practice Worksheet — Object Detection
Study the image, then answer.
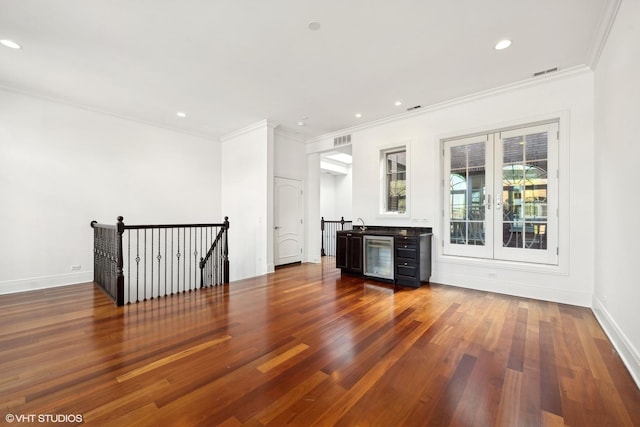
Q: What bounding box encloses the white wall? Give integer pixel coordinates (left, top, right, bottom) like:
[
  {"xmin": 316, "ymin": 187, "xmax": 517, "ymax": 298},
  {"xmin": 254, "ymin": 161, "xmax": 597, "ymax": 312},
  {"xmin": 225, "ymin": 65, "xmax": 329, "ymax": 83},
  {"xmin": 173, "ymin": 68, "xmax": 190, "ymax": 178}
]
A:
[
  {"xmin": 320, "ymin": 169, "xmax": 353, "ymax": 221},
  {"xmin": 274, "ymin": 130, "xmax": 306, "ymax": 180},
  {"xmin": 308, "ymin": 69, "xmax": 595, "ymax": 306},
  {"xmin": 220, "ymin": 120, "xmax": 275, "ymax": 280},
  {"xmin": 305, "ymin": 153, "xmax": 321, "ymax": 263},
  {"xmin": 593, "ymin": 0, "xmax": 640, "ymax": 386},
  {"xmin": 320, "ymin": 173, "xmax": 337, "ymax": 219},
  {"xmin": 335, "ymin": 168, "xmax": 352, "ymax": 220},
  {"xmin": 0, "ymin": 88, "xmax": 221, "ymax": 294}
]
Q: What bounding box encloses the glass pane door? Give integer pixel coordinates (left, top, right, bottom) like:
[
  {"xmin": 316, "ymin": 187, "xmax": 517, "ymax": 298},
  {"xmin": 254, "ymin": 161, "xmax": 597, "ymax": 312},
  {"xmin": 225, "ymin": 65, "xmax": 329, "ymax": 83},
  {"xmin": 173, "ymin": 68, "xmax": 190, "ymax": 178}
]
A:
[
  {"xmin": 444, "ymin": 135, "xmax": 493, "ymax": 258},
  {"xmin": 443, "ymin": 121, "xmax": 558, "ymax": 265},
  {"xmin": 494, "ymin": 123, "xmax": 558, "ymax": 264}
]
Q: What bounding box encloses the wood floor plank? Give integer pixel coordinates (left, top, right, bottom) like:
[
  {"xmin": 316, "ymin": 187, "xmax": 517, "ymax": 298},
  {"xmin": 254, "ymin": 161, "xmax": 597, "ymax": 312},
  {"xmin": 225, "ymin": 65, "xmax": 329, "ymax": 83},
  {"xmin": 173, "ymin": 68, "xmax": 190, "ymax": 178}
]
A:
[
  {"xmin": 495, "ymin": 368, "xmax": 523, "ymax": 427},
  {"xmin": 253, "ymin": 370, "xmax": 329, "ymax": 425},
  {"xmin": 117, "ymin": 335, "xmax": 232, "ymax": 382},
  {"xmin": 426, "ymin": 353, "xmax": 477, "ymax": 426},
  {"xmin": 507, "ymin": 306, "xmax": 528, "ymax": 372},
  {"xmin": 0, "ymin": 258, "xmax": 638, "ymax": 426},
  {"xmin": 538, "ymin": 320, "xmax": 563, "ymax": 417},
  {"xmin": 82, "ymin": 379, "xmax": 170, "ymax": 423}
]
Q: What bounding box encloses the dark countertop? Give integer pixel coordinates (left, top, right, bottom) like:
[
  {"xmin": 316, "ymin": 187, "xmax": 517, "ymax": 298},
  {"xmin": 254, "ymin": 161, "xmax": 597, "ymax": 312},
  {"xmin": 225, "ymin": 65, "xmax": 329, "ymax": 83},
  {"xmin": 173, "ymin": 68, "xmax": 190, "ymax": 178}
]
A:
[{"xmin": 338, "ymin": 226, "xmax": 432, "ymax": 237}]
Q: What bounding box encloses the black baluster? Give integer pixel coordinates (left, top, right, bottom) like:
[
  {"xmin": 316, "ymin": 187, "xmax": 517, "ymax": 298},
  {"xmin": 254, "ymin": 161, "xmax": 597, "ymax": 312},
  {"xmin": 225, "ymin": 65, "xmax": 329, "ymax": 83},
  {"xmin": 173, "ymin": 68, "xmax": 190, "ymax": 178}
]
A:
[
  {"xmin": 157, "ymin": 228, "xmax": 161, "ymax": 299},
  {"xmin": 171, "ymin": 228, "xmax": 174, "ymax": 295},
  {"xmin": 135, "ymin": 229, "xmax": 140, "ymax": 303},
  {"xmin": 143, "ymin": 228, "xmax": 147, "ymax": 301},
  {"xmin": 176, "ymin": 228, "xmax": 180, "ymax": 295},
  {"xmin": 127, "ymin": 229, "xmax": 131, "ymax": 304},
  {"xmin": 150, "ymin": 227, "xmax": 154, "ymax": 299},
  {"xmin": 183, "ymin": 227, "xmax": 186, "ymax": 292}
]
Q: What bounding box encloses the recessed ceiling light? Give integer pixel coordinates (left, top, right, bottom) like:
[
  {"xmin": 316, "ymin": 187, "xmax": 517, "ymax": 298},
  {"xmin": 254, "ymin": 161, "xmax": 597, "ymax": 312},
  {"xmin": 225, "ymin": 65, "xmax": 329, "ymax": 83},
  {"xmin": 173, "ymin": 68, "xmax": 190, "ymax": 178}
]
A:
[
  {"xmin": 1, "ymin": 39, "xmax": 22, "ymax": 49},
  {"xmin": 355, "ymin": 113, "xmax": 362, "ymax": 118},
  {"xmin": 308, "ymin": 21, "xmax": 321, "ymax": 31},
  {"xmin": 495, "ymin": 39, "xmax": 512, "ymax": 50},
  {"xmin": 297, "ymin": 121, "xmax": 305, "ymax": 126},
  {"xmin": 176, "ymin": 111, "xmax": 187, "ymax": 118},
  {"xmin": 394, "ymin": 101, "xmax": 402, "ymax": 106}
]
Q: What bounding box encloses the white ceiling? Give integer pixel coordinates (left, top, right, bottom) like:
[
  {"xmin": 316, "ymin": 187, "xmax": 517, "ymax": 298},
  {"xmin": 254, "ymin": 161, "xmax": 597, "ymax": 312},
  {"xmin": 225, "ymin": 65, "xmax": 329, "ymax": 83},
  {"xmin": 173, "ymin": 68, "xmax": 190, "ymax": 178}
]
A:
[{"xmin": 0, "ymin": 0, "xmax": 618, "ymax": 141}]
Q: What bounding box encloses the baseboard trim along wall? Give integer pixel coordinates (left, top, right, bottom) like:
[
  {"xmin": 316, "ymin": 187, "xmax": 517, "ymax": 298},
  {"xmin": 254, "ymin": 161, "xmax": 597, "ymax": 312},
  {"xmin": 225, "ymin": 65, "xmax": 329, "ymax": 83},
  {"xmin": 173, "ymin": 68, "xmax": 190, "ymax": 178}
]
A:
[
  {"xmin": 592, "ymin": 296, "xmax": 640, "ymax": 389},
  {"xmin": 432, "ymin": 271, "xmax": 593, "ymax": 308},
  {"xmin": 0, "ymin": 271, "xmax": 94, "ymax": 295}
]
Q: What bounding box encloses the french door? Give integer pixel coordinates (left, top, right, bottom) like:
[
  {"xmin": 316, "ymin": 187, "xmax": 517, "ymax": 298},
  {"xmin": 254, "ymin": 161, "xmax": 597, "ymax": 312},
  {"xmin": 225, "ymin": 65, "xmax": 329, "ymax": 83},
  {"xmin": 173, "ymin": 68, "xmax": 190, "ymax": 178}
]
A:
[{"xmin": 443, "ymin": 122, "xmax": 559, "ymax": 265}]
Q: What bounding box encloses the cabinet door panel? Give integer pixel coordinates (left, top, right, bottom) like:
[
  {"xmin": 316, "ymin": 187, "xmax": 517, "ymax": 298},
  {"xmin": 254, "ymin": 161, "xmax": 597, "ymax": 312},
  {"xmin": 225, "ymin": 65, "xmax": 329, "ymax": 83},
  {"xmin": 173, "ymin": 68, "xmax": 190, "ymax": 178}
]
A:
[
  {"xmin": 349, "ymin": 235, "xmax": 363, "ymax": 273},
  {"xmin": 336, "ymin": 234, "xmax": 348, "ymax": 269}
]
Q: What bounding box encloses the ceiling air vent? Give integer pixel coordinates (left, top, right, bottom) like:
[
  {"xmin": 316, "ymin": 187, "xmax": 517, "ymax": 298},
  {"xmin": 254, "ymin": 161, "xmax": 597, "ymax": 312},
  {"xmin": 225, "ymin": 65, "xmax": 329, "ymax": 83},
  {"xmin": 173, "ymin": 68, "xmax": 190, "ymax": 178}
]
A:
[
  {"xmin": 533, "ymin": 67, "xmax": 558, "ymax": 77},
  {"xmin": 406, "ymin": 105, "xmax": 422, "ymax": 111},
  {"xmin": 334, "ymin": 134, "xmax": 352, "ymax": 147}
]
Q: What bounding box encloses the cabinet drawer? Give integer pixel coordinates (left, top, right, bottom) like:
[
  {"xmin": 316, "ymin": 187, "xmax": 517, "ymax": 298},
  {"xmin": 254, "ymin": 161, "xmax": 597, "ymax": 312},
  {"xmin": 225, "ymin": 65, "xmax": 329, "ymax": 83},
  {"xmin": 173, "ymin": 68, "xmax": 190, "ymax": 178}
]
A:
[
  {"xmin": 396, "ymin": 245, "xmax": 417, "ymax": 260},
  {"xmin": 396, "ymin": 236, "xmax": 417, "ymax": 245},
  {"xmin": 396, "ymin": 262, "xmax": 418, "ymax": 278}
]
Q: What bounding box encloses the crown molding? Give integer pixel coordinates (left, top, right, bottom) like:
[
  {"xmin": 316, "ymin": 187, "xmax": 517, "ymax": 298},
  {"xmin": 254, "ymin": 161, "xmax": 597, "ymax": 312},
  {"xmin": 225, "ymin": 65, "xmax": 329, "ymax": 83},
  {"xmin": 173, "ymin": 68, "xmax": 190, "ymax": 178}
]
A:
[
  {"xmin": 306, "ymin": 65, "xmax": 592, "ymax": 144},
  {"xmin": 220, "ymin": 119, "xmax": 279, "ymax": 142},
  {"xmin": 588, "ymin": 0, "xmax": 622, "ymax": 69}
]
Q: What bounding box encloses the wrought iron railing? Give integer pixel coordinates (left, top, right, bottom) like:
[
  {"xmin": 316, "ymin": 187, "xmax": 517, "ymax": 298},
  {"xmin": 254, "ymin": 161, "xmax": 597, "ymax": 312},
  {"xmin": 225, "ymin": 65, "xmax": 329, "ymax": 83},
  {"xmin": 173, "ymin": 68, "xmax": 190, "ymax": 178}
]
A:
[
  {"xmin": 91, "ymin": 216, "xmax": 229, "ymax": 306},
  {"xmin": 321, "ymin": 217, "xmax": 352, "ymax": 257}
]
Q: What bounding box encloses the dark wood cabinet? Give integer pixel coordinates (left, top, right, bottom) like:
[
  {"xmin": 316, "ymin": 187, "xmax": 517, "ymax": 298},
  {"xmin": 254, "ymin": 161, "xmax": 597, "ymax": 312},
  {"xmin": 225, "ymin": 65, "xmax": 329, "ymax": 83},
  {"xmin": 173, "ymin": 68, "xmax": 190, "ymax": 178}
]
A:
[
  {"xmin": 336, "ymin": 232, "xmax": 363, "ymax": 274},
  {"xmin": 394, "ymin": 233, "xmax": 432, "ymax": 287},
  {"xmin": 336, "ymin": 227, "xmax": 432, "ymax": 288}
]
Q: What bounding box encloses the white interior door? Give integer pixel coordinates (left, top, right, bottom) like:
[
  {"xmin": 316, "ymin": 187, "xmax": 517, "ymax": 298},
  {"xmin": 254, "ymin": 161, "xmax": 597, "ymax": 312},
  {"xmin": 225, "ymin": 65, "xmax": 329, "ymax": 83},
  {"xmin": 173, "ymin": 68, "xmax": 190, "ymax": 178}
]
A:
[{"xmin": 274, "ymin": 177, "xmax": 304, "ymax": 266}]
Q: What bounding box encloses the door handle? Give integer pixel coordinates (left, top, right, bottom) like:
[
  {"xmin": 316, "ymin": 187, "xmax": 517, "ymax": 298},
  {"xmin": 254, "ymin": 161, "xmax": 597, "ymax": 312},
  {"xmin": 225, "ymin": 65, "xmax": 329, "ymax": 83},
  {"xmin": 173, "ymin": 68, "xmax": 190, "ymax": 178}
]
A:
[{"xmin": 486, "ymin": 194, "xmax": 492, "ymax": 210}]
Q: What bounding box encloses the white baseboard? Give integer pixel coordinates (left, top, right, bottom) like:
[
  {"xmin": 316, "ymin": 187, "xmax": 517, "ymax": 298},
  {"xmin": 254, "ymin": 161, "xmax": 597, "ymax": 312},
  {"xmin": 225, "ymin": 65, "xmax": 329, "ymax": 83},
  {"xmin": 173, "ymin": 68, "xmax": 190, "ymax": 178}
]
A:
[
  {"xmin": 431, "ymin": 271, "xmax": 592, "ymax": 307},
  {"xmin": 0, "ymin": 271, "xmax": 94, "ymax": 295},
  {"xmin": 592, "ymin": 296, "xmax": 640, "ymax": 389}
]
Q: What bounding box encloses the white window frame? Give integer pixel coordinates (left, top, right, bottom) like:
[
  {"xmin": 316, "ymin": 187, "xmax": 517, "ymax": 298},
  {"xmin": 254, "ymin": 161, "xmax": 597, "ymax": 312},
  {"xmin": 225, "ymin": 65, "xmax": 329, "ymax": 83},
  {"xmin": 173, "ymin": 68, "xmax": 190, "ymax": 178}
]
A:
[{"xmin": 379, "ymin": 143, "xmax": 410, "ymax": 217}]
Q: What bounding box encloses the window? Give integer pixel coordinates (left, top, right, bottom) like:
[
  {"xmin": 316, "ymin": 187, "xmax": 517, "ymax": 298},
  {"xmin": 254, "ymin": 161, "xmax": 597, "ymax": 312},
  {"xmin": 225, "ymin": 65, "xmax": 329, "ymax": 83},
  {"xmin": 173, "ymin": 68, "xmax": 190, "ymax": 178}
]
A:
[
  {"xmin": 443, "ymin": 121, "xmax": 559, "ymax": 265},
  {"xmin": 382, "ymin": 148, "xmax": 407, "ymax": 214}
]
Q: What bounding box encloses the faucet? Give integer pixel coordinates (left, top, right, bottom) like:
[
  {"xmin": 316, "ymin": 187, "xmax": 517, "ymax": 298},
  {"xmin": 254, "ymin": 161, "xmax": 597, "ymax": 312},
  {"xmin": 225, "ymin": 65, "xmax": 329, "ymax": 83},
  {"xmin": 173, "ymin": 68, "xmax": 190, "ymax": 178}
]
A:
[{"xmin": 356, "ymin": 217, "xmax": 366, "ymax": 231}]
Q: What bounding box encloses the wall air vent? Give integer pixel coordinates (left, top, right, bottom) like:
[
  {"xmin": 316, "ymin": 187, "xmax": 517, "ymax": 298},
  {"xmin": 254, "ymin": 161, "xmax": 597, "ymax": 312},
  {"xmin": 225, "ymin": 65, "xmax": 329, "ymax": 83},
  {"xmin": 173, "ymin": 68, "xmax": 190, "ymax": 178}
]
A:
[
  {"xmin": 334, "ymin": 134, "xmax": 352, "ymax": 147},
  {"xmin": 533, "ymin": 67, "xmax": 558, "ymax": 77},
  {"xmin": 406, "ymin": 105, "xmax": 422, "ymax": 111}
]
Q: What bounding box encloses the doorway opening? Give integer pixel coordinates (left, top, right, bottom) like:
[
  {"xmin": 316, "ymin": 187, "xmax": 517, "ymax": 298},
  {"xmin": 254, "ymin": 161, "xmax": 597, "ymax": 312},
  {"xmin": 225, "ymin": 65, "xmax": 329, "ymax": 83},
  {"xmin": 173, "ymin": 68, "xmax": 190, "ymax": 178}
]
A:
[{"xmin": 320, "ymin": 145, "xmax": 353, "ymax": 257}]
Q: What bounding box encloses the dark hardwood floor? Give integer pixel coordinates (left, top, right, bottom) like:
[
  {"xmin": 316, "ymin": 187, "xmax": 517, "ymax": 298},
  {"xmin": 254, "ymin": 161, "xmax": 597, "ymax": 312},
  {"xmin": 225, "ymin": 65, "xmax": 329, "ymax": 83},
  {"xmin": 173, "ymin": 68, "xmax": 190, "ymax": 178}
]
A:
[{"xmin": 1, "ymin": 259, "xmax": 638, "ymax": 426}]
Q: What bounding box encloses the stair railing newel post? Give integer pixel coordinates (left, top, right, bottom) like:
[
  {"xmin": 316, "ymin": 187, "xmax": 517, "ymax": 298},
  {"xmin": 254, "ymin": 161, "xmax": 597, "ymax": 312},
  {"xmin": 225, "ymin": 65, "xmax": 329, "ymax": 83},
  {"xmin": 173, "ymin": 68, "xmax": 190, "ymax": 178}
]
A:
[
  {"xmin": 116, "ymin": 216, "xmax": 125, "ymax": 306},
  {"xmin": 340, "ymin": 216, "xmax": 345, "ymax": 230},
  {"xmin": 321, "ymin": 217, "xmax": 326, "ymax": 257},
  {"xmin": 90, "ymin": 221, "xmax": 98, "ymax": 285},
  {"xmin": 199, "ymin": 256, "xmax": 205, "ymax": 288},
  {"xmin": 223, "ymin": 216, "xmax": 229, "ymax": 284}
]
